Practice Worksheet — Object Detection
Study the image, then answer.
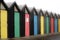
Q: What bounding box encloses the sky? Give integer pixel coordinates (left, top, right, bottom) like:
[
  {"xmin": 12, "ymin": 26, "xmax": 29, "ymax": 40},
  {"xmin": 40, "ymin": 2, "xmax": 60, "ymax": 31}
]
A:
[{"xmin": 4, "ymin": 0, "xmax": 60, "ymax": 14}]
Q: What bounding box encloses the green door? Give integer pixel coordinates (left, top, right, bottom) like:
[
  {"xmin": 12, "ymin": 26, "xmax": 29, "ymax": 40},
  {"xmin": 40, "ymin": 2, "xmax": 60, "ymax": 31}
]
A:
[
  {"xmin": 45, "ymin": 16, "xmax": 50, "ymax": 34},
  {"xmin": 14, "ymin": 12, "xmax": 20, "ymax": 38}
]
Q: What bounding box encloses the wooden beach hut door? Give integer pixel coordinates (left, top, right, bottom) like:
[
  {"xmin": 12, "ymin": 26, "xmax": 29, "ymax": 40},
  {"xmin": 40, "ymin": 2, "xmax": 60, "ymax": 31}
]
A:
[
  {"xmin": 1, "ymin": 3, "xmax": 8, "ymax": 39},
  {"xmin": 14, "ymin": 6, "xmax": 20, "ymax": 38}
]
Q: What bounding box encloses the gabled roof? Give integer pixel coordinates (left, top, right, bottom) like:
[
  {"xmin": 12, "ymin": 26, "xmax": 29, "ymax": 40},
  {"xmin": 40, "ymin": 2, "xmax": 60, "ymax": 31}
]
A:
[
  {"xmin": 31, "ymin": 7, "xmax": 38, "ymax": 15},
  {"xmin": 10, "ymin": 2, "xmax": 21, "ymax": 13},
  {"xmin": 39, "ymin": 9, "xmax": 44, "ymax": 16},
  {"xmin": 50, "ymin": 12, "xmax": 54, "ymax": 17},
  {"xmin": 54, "ymin": 13, "xmax": 58, "ymax": 18},
  {"xmin": 45, "ymin": 11, "xmax": 49, "ymax": 16},
  {"xmin": 6, "ymin": 2, "xmax": 13, "ymax": 8},
  {"xmin": 22, "ymin": 5, "xmax": 30, "ymax": 14},
  {"xmin": 0, "ymin": 0, "xmax": 8, "ymax": 10}
]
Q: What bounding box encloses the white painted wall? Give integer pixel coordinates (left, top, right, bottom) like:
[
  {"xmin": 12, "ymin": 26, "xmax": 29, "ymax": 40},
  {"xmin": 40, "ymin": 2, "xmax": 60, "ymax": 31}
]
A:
[{"xmin": 4, "ymin": 0, "xmax": 60, "ymax": 14}]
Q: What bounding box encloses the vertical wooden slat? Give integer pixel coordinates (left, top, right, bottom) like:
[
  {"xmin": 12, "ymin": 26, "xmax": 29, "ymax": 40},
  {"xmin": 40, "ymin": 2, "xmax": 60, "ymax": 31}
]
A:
[
  {"xmin": 45, "ymin": 16, "xmax": 50, "ymax": 34},
  {"xmin": 14, "ymin": 12, "xmax": 20, "ymax": 38},
  {"xmin": 58, "ymin": 19, "xmax": 60, "ymax": 32},
  {"xmin": 40, "ymin": 16, "xmax": 44, "ymax": 35},
  {"xmin": 34, "ymin": 15, "xmax": 38, "ymax": 35},
  {"xmin": 25, "ymin": 13, "xmax": 30, "ymax": 37},
  {"xmin": 1, "ymin": 10, "xmax": 7, "ymax": 39}
]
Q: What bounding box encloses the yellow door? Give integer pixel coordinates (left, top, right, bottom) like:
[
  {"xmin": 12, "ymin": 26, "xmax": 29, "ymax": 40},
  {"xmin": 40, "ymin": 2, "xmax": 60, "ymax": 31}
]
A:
[
  {"xmin": 1, "ymin": 10, "xmax": 7, "ymax": 39},
  {"xmin": 58, "ymin": 19, "xmax": 60, "ymax": 32},
  {"xmin": 40, "ymin": 16, "xmax": 44, "ymax": 35}
]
